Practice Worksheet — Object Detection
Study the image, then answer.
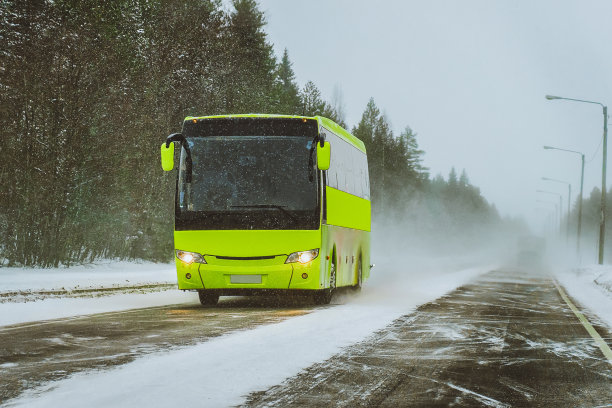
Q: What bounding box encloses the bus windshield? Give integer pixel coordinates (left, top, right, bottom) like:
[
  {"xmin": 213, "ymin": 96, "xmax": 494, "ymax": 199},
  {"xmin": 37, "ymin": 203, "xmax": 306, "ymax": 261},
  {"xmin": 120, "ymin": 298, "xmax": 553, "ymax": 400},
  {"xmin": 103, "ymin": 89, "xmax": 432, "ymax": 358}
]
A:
[{"xmin": 176, "ymin": 135, "xmax": 319, "ymax": 230}]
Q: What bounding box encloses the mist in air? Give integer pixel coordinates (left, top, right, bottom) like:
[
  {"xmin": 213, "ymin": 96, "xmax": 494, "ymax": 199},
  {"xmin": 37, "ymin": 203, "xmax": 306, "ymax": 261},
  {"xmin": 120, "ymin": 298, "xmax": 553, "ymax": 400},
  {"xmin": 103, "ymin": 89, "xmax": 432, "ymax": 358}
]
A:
[{"xmin": 259, "ymin": 0, "xmax": 612, "ymax": 245}]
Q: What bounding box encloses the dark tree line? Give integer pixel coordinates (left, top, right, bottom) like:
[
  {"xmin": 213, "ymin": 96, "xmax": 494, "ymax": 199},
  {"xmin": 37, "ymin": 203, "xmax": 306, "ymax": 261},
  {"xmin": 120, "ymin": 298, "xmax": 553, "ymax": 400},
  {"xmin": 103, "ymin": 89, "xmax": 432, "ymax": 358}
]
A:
[
  {"xmin": 564, "ymin": 186, "xmax": 612, "ymax": 260},
  {"xmin": 1, "ymin": 0, "xmax": 502, "ymax": 267}
]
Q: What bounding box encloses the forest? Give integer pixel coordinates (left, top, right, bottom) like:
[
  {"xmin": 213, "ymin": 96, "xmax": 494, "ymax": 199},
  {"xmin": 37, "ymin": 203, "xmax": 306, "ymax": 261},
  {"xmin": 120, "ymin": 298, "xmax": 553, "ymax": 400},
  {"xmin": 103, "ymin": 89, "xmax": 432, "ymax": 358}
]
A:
[
  {"xmin": 1, "ymin": 0, "xmax": 505, "ymax": 267},
  {"xmin": 562, "ymin": 185, "xmax": 612, "ymax": 260}
]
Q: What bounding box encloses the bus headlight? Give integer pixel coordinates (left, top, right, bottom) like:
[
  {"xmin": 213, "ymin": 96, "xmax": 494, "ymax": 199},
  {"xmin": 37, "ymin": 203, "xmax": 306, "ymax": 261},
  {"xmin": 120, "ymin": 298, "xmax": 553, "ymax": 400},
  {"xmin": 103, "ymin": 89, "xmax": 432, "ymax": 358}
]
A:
[
  {"xmin": 176, "ymin": 250, "xmax": 206, "ymax": 264},
  {"xmin": 286, "ymin": 249, "xmax": 319, "ymax": 264}
]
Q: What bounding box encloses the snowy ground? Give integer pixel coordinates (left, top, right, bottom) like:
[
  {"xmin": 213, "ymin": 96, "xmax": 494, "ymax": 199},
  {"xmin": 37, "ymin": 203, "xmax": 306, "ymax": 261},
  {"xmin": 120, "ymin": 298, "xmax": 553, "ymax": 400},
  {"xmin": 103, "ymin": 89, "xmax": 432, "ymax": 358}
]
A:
[
  {"xmin": 0, "ymin": 261, "xmax": 175, "ymax": 293},
  {"xmin": 554, "ymin": 265, "xmax": 612, "ymax": 329},
  {"xmin": 2, "ymin": 254, "xmax": 611, "ymax": 407},
  {"xmin": 0, "ymin": 261, "xmax": 196, "ymax": 326},
  {"xmin": 2, "ymin": 256, "xmax": 495, "ymax": 407}
]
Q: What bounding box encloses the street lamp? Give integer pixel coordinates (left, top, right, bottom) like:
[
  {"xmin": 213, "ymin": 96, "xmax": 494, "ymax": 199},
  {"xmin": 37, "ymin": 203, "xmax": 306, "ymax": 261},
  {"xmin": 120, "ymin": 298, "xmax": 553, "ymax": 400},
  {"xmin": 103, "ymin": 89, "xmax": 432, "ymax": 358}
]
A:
[
  {"xmin": 546, "ymin": 94, "xmax": 608, "ymax": 264},
  {"xmin": 536, "ymin": 200, "xmax": 560, "ymax": 235},
  {"xmin": 537, "ymin": 190, "xmax": 563, "ymax": 233},
  {"xmin": 543, "ymin": 146, "xmax": 584, "ymax": 254},
  {"xmin": 541, "ymin": 177, "xmax": 571, "ymax": 242}
]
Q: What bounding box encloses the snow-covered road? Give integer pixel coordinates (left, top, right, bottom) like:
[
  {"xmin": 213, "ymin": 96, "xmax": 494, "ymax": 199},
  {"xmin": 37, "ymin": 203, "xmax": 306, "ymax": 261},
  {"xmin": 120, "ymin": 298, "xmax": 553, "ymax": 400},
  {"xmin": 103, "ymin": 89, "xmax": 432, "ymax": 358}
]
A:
[
  {"xmin": 244, "ymin": 268, "xmax": 612, "ymax": 407},
  {"xmin": 1, "ymin": 260, "xmax": 491, "ymax": 407},
  {"xmin": 1, "ymin": 259, "xmax": 611, "ymax": 407}
]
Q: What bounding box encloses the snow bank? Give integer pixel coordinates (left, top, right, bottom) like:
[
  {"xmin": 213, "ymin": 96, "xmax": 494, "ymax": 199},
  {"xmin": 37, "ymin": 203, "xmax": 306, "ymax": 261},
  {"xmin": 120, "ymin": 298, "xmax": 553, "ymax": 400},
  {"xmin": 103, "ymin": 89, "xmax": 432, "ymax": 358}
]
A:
[
  {"xmin": 554, "ymin": 265, "xmax": 612, "ymax": 329},
  {"xmin": 0, "ymin": 261, "xmax": 175, "ymax": 292},
  {"xmin": 0, "ymin": 261, "xmax": 196, "ymax": 327}
]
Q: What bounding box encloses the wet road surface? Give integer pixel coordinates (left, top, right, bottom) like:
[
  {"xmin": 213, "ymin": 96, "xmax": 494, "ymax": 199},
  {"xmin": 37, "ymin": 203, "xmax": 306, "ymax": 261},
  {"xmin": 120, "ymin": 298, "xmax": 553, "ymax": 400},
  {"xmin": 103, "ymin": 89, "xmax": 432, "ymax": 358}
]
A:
[
  {"xmin": 0, "ymin": 297, "xmax": 315, "ymax": 403},
  {"xmin": 244, "ymin": 269, "xmax": 612, "ymax": 407},
  {"xmin": 0, "ymin": 284, "xmax": 177, "ymax": 303}
]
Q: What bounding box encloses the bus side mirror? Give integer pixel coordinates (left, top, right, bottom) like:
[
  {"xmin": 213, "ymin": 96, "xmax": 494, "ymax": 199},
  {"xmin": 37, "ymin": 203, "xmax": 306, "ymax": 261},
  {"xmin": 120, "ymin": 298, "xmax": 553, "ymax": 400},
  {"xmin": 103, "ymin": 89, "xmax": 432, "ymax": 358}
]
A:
[
  {"xmin": 161, "ymin": 142, "xmax": 175, "ymax": 171},
  {"xmin": 317, "ymin": 143, "xmax": 330, "ymax": 171}
]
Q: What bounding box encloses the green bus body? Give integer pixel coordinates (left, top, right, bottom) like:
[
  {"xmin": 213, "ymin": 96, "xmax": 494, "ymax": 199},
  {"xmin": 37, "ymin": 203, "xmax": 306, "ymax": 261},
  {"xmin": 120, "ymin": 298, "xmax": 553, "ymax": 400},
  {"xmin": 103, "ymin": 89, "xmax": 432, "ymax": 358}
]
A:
[{"xmin": 163, "ymin": 114, "xmax": 371, "ymax": 301}]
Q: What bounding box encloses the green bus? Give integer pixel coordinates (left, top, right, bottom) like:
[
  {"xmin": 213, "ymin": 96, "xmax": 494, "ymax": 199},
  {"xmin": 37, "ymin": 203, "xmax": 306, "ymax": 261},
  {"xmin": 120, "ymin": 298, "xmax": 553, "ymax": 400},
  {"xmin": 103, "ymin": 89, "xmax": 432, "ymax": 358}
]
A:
[{"xmin": 160, "ymin": 114, "xmax": 371, "ymax": 305}]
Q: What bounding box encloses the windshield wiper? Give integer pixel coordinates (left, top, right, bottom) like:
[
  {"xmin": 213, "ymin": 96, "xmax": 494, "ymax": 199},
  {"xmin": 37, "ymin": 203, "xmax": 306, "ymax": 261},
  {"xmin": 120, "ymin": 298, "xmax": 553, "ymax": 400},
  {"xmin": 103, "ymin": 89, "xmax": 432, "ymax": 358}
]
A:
[{"xmin": 231, "ymin": 205, "xmax": 297, "ymax": 222}]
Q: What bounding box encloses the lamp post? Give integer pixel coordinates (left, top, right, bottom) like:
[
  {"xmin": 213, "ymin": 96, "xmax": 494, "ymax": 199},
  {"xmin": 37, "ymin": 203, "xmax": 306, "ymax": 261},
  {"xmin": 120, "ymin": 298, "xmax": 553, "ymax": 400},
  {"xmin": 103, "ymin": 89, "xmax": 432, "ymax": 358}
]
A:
[
  {"xmin": 537, "ymin": 190, "xmax": 563, "ymax": 233},
  {"xmin": 546, "ymin": 95, "xmax": 608, "ymax": 264},
  {"xmin": 535, "ymin": 206, "xmax": 556, "ymax": 234},
  {"xmin": 543, "ymin": 146, "xmax": 584, "ymax": 254},
  {"xmin": 541, "ymin": 177, "xmax": 571, "ymax": 243},
  {"xmin": 536, "ymin": 200, "xmax": 559, "ymax": 235}
]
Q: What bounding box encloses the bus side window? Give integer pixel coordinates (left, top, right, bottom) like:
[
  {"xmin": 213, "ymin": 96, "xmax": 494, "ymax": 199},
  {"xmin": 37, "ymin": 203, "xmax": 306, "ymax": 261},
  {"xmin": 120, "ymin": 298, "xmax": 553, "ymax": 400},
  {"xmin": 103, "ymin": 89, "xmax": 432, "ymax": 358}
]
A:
[
  {"xmin": 351, "ymin": 149, "xmax": 362, "ymax": 198},
  {"xmin": 364, "ymin": 157, "xmax": 371, "ymax": 199},
  {"xmin": 345, "ymin": 142, "xmax": 354, "ymax": 194},
  {"xmin": 360, "ymin": 152, "xmax": 368, "ymax": 199},
  {"xmin": 326, "ymin": 130, "xmax": 338, "ymax": 189},
  {"xmin": 342, "ymin": 139, "xmax": 350, "ymax": 193},
  {"xmin": 337, "ymin": 139, "xmax": 345, "ymax": 192}
]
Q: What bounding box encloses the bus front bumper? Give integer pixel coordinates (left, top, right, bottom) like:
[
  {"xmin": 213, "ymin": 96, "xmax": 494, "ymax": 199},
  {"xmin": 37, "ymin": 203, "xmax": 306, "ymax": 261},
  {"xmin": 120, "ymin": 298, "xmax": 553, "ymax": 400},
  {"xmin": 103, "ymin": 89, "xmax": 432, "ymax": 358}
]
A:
[{"xmin": 176, "ymin": 258, "xmax": 322, "ymax": 291}]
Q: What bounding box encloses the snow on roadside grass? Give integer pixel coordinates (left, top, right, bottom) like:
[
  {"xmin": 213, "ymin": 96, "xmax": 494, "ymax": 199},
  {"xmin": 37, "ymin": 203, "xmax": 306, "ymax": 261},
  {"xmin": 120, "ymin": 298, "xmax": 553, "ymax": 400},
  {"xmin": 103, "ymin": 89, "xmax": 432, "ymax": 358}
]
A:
[
  {"xmin": 0, "ymin": 261, "xmax": 196, "ymax": 327},
  {"xmin": 5, "ymin": 265, "xmax": 492, "ymax": 408},
  {"xmin": 0, "ymin": 261, "xmax": 176, "ymax": 292},
  {"xmin": 554, "ymin": 265, "xmax": 612, "ymax": 329}
]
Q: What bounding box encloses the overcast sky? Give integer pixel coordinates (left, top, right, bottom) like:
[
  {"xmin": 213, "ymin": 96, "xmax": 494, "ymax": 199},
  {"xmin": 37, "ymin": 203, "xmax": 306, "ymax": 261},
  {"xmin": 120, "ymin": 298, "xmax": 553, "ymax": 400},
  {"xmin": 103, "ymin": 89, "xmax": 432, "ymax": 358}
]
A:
[{"xmin": 256, "ymin": 0, "xmax": 612, "ymax": 230}]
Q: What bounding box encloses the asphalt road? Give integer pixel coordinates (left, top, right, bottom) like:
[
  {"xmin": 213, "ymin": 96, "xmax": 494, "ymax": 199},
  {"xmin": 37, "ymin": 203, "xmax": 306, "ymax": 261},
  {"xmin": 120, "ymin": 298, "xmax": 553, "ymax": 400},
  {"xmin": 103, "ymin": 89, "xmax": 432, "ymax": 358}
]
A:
[
  {"xmin": 244, "ymin": 269, "xmax": 612, "ymax": 407},
  {"xmin": 0, "ymin": 297, "xmax": 314, "ymax": 404},
  {"xmin": 1, "ymin": 268, "xmax": 611, "ymax": 407}
]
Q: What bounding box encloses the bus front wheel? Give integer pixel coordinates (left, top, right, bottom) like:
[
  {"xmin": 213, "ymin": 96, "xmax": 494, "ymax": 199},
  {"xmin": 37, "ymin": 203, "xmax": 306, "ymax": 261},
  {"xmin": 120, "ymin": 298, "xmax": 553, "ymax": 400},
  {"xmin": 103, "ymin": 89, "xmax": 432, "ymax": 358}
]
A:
[
  {"xmin": 198, "ymin": 290, "xmax": 219, "ymax": 306},
  {"xmin": 314, "ymin": 261, "xmax": 336, "ymax": 305}
]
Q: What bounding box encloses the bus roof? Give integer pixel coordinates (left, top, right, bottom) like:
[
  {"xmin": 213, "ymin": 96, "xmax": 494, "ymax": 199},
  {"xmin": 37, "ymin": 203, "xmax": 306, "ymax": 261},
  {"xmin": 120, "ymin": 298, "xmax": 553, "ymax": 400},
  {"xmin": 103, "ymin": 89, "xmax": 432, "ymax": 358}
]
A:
[{"xmin": 184, "ymin": 114, "xmax": 366, "ymax": 153}]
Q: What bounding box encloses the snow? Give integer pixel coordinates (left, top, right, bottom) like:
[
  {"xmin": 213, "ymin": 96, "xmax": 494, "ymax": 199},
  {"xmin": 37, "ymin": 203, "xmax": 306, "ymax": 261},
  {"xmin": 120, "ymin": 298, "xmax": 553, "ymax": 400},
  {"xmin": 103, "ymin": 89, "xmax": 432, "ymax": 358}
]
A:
[
  {"xmin": 0, "ymin": 261, "xmax": 196, "ymax": 327},
  {"xmin": 4, "ymin": 254, "xmax": 611, "ymax": 407},
  {"xmin": 3, "ymin": 258, "xmax": 493, "ymax": 407},
  {"xmin": 0, "ymin": 261, "xmax": 175, "ymax": 292},
  {"xmin": 554, "ymin": 265, "xmax": 612, "ymax": 329},
  {"xmin": 0, "ymin": 290, "xmax": 196, "ymax": 327},
  {"xmin": 0, "ymin": 263, "xmax": 600, "ymax": 402}
]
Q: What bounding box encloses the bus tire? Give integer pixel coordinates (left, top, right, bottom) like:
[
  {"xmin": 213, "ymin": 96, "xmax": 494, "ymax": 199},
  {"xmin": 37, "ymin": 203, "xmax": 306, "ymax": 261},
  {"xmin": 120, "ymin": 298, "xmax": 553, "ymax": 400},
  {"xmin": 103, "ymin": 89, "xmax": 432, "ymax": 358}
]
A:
[
  {"xmin": 198, "ymin": 290, "xmax": 219, "ymax": 306},
  {"xmin": 314, "ymin": 260, "xmax": 336, "ymax": 305},
  {"xmin": 313, "ymin": 289, "xmax": 332, "ymax": 305},
  {"xmin": 354, "ymin": 256, "xmax": 363, "ymax": 292}
]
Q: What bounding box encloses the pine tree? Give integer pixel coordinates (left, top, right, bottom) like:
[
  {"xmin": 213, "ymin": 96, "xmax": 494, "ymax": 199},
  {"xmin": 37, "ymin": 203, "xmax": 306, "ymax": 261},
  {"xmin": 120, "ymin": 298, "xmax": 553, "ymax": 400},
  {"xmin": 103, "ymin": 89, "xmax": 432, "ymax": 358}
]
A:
[
  {"xmin": 459, "ymin": 169, "xmax": 469, "ymax": 187},
  {"xmin": 352, "ymin": 99, "xmax": 395, "ymax": 209},
  {"xmin": 353, "ymin": 98, "xmax": 380, "ymax": 147},
  {"xmin": 448, "ymin": 167, "xmax": 458, "ymax": 188},
  {"xmin": 300, "ymin": 81, "xmax": 327, "ymax": 116},
  {"xmin": 223, "ymin": 0, "xmax": 277, "ymax": 112},
  {"xmin": 399, "ymin": 126, "xmax": 428, "ymax": 181},
  {"xmin": 274, "ymin": 48, "xmax": 301, "ymax": 114}
]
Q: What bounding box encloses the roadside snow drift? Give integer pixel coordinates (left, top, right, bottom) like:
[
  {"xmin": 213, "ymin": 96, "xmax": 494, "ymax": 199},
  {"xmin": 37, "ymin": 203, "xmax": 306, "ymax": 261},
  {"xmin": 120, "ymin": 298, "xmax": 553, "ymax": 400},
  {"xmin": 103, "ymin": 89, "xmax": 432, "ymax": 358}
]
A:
[
  {"xmin": 554, "ymin": 265, "xmax": 612, "ymax": 329},
  {"xmin": 0, "ymin": 262, "xmax": 195, "ymax": 326}
]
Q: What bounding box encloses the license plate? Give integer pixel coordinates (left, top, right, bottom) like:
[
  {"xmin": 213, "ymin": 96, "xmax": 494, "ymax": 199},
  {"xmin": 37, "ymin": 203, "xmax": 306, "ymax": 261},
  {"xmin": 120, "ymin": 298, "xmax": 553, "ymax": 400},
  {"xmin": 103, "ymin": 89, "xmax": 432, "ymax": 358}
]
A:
[{"xmin": 230, "ymin": 275, "xmax": 262, "ymax": 284}]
